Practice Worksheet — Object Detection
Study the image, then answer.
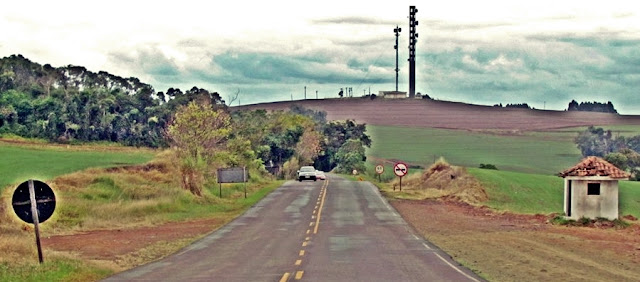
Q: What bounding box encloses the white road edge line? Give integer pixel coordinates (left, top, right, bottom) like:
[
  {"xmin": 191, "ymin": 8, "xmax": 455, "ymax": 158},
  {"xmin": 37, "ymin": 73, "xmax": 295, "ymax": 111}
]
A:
[{"xmin": 435, "ymin": 253, "xmax": 480, "ymax": 282}]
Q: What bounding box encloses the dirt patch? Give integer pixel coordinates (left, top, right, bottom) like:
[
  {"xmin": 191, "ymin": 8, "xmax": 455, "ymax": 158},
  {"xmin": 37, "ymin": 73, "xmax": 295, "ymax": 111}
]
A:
[
  {"xmin": 392, "ymin": 199, "xmax": 640, "ymax": 281},
  {"xmin": 42, "ymin": 218, "xmax": 226, "ymax": 269}
]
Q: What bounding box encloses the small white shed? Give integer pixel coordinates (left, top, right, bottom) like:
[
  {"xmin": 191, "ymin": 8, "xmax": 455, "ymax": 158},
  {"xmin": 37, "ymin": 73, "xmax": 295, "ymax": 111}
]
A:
[
  {"xmin": 559, "ymin": 156, "xmax": 630, "ymax": 220},
  {"xmin": 379, "ymin": 91, "xmax": 407, "ymax": 99}
]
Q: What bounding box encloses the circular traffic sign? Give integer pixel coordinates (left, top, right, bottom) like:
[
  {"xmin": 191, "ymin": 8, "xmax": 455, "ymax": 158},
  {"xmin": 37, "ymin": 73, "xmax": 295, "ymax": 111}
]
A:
[
  {"xmin": 375, "ymin": 164, "xmax": 384, "ymax": 174},
  {"xmin": 393, "ymin": 162, "xmax": 409, "ymax": 177},
  {"xmin": 12, "ymin": 180, "xmax": 56, "ymax": 224}
]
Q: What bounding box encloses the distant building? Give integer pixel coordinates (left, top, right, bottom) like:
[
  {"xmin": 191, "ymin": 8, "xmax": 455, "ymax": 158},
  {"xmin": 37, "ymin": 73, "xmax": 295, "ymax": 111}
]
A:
[
  {"xmin": 379, "ymin": 91, "xmax": 407, "ymax": 99},
  {"xmin": 559, "ymin": 156, "xmax": 630, "ymax": 220}
]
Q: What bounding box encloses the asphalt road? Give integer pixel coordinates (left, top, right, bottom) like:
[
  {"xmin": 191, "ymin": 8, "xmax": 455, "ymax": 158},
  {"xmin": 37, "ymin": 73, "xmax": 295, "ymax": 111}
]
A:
[{"xmin": 104, "ymin": 174, "xmax": 482, "ymax": 282}]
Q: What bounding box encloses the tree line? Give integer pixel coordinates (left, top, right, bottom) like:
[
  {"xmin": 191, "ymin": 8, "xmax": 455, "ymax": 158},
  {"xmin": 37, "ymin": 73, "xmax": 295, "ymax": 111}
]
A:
[
  {"xmin": 575, "ymin": 126, "xmax": 640, "ymax": 180},
  {"xmin": 567, "ymin": 100, "xmax": 617, "ymax": 114},
  {"xmin": 0, "ymin": 54, "xmax": 228, "ymax": 147}
]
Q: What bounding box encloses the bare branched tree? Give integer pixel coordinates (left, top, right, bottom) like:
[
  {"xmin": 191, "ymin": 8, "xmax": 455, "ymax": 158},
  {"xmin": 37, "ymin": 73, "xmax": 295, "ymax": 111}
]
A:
[{"xmin": 228, "ymin": 89, "xmax": 240, "ymax": 106}]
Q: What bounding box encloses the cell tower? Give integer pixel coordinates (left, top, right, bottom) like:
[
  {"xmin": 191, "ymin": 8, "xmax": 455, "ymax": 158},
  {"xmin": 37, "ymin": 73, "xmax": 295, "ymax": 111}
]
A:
[
  {"xmin": 408, "ymin": 5, "xmax": 418, "ymax": 98},
  {"xmin": 394, "ymin": 26, "xmax": 401, "ymax": 92}
]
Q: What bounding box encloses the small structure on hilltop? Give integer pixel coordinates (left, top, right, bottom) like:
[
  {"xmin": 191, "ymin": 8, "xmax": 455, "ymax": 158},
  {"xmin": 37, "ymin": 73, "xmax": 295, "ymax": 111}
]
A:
[
  {"xmin": 379, "ymin": 91, "xmax": 407, "ymax": 99},
  {"xmin": 559, "ymin": 156, "xmax": 630, "ymax": 220}
]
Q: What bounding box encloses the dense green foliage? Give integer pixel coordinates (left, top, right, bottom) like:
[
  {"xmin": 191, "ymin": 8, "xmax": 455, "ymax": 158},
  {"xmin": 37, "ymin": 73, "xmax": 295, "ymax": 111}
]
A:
[
  {"xmin": 0, "ymin": 54, "xmax": 225, "ymax": 147},
  {"xmin": 575, "ymin": 126, "xmax": 640, "ymax": 179},
  {"xmin": 231, "ymin": 107, "xmax": 371, "ymax": 175}
]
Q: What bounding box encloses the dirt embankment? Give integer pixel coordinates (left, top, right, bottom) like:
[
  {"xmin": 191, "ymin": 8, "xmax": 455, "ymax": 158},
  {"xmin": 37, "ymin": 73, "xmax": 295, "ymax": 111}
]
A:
[
  {"xmin": 391, "ymin": 160, "xmax": 489, "ymax": 204},
  {"xmin": 42, "ymin": 218, "xmax": 227, "ymax": 272}
]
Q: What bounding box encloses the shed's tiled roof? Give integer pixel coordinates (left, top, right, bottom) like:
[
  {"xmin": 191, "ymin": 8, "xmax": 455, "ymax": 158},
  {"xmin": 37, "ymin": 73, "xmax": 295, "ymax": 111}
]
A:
[{"xmin": 559, "ymin": 156, "xmax": 630, "ymax": 179}]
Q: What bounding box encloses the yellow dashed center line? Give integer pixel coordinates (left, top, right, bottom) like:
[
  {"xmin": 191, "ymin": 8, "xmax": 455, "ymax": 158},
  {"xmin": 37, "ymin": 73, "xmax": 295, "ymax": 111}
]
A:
[
  {"xmin": 282, "ymin": 179, "xmax": 329, "ymax": 281},
  {"xmin": 314, "ymin": 181, "xmax": 328, "ymax": 234},
  {"xmin": 279, "ymin": 272, "xmax": 290, "ymax": 282}
]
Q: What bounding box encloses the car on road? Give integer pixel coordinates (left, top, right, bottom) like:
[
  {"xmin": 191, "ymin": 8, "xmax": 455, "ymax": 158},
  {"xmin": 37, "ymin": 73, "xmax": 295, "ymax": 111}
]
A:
[
  {"xmin": 297, "ymin": 166, "xmax": 317, "ymax": 181},
  {"xmin": 315, "ymin": 170, "xmax": 326, "ymax": 180}
]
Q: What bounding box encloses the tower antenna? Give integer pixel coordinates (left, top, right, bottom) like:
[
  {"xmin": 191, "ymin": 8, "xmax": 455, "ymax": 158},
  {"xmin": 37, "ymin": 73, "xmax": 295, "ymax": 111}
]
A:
[
  {"xmin": 394, "ymin": 25, "xmax": 402, "ymax": 92},
  {"xmin": 408, "ymin": 6, "xmax": 419, "ymax": 98}
]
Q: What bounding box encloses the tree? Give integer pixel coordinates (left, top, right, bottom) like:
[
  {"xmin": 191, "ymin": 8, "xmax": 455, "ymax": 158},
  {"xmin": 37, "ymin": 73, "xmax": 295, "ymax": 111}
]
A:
[
  {"xmin": 605, "ymin": 152, "xmax": 629, "ymax": 171},
  {"xmin": 606, "ymin": 148, "xmax": 640, "ymax": 180},
  {"xmin": 317, "ymin": 119, "xmax": 371, "ymax": 171},
  {"xmin": 575, "ymin": 126, "xmax": 622, "ymax": 157},
  {"xmin": 166, "ymin": 101, "xmax": 231, "ymax": 195},
  {"xmin": 334, "ymin": 139, "xmax": 367, "ymax": 173},
  {"xmin": 295, "ymin": 129, "xmax": 322, "ymax": 165}
]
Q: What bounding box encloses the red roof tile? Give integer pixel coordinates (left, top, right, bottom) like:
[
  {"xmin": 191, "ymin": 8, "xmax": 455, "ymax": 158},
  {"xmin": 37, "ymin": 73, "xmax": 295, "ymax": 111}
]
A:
[{"xmin": 560, "ymin": 156, "xmax": 630, "ymax": 179}]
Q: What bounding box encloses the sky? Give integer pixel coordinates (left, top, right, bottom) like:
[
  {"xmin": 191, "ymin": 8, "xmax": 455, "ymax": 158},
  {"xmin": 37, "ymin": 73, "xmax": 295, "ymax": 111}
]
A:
[{"xmin": 1, "ymin": 0, "xmax": 640, "ymax": 114}]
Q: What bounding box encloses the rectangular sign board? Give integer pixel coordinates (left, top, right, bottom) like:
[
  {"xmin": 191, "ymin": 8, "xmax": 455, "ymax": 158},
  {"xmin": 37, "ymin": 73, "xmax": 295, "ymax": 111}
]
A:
[{"xmin": 217, "ymin": 167, "xmax": 247, "ymax": 183}]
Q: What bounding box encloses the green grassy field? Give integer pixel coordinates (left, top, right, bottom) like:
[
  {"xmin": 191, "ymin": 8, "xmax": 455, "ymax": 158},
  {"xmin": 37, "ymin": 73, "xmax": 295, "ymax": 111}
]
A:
[
  {"xmin": 0, "ymin": 143, "xmax": 155, "ymax": 192},
  {"xmin": 468, "ymin": 168, "xmax": 640, "ymax": 217},
  {"xmin": 367, "ymin": 124, "xmax": 640, "ymax": 217},
  {"xmin": 367, "ymin": 125, "xmax": 582, "ymax": 174}
]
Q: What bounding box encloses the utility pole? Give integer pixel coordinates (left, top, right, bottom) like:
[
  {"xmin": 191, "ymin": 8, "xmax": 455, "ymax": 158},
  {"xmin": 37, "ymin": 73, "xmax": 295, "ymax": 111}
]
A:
[
  {"xmin": 408, "ymin": 5, "xmax": 418, "ymax": 98},
  {"xmin": 304, "ymin": 86, "xmax": 307, "ymax": 99},
  {"xmin": 394, "ymin": 25, "xmax": 401, "ymax": 92}
]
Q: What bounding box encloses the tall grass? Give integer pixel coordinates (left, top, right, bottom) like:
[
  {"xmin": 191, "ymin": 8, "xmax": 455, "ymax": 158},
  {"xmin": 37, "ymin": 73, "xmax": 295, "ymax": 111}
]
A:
[{"xmin": 0, "ymin": 144, "xmax": 282, "ymax": 281}]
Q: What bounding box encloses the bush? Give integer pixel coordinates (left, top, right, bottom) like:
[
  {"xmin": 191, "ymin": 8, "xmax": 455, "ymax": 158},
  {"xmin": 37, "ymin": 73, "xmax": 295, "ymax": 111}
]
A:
[
  {"xmin": 479, "ymin": 163, "xmax": 498, "ymax": 170},
  {"xmin": 281, "ymin": 156, "xmax": 300, "ymax": 180}
]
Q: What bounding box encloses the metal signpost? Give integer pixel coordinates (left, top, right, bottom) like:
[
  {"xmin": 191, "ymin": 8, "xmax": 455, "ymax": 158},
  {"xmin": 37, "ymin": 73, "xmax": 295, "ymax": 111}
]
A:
[
  {"xmin": 217, "ymin": 167, "xmax": 248, "ymax": 198},
  {"xmin": 375, "ymin": 164, "xmax": 384, "ymax": 182},
  {"xmin": 393, "ymin": 162, "xmax": 409, "ymax": 191},
  {"xmin": 12, "ymin": 180, "xmax": 56, "ymax": 263}
]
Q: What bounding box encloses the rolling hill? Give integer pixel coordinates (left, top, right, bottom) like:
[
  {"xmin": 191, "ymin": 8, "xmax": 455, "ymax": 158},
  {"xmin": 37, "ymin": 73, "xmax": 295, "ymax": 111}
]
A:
[{"xmin": 235, "ymin": 98, "xmax": 640, "ymax": 131}]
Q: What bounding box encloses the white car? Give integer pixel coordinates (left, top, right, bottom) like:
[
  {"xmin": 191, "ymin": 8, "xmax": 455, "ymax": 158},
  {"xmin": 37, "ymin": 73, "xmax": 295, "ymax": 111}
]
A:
[
  {"xmin": 297, "ymin": 166, "xmax": 317, "ymax": 181},
  {"xmin": 315, "ymin": 170, "xmax": 326, "ymax": 180}
]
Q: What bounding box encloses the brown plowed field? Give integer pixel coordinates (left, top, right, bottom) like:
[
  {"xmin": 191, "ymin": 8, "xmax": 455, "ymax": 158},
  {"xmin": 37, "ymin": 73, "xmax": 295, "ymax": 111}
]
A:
[{"xmin": 236, "ymin": 98, "xmax": 640, "ymax": 130}]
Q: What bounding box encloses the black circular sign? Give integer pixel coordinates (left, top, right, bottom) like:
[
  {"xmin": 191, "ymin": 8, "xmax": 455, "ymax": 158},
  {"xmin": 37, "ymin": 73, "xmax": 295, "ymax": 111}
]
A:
[{"xmin": 12, "ymin": 180, "xmax": 56, "ymax": 224}]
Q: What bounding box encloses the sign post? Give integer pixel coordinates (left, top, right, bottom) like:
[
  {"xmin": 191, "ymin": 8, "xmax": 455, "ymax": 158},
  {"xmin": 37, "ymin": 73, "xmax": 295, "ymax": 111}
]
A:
[
  {"xmin": 393, "ymin": 162, "xmax": 409, "ymax": 191},
  {"xmin": 375, "ymin": 164, "xmax": 384, "ymax": 182},
  {"xmin": 12, "ymin": 180, "xmax": 56, "ymax": 263},
  {"xmin": 217, "ymin": 167, "xmax": 249, "ymax": 198}
]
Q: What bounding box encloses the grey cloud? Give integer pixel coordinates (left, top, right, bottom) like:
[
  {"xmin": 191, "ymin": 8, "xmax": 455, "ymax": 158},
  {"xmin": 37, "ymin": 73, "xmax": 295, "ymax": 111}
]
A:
[
  {"xmin": 423, "ymin": 19, "xmax": 514, "ymax": 32},
  {"xmin": 312, "ymin": 16, "xmax": 397, "ymax": 26}
]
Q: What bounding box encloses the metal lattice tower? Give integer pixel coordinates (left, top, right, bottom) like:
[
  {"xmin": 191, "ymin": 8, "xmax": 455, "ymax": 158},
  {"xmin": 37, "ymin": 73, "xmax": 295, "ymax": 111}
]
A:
[
  {"xmin": 408, "ymin": 6, "xmax": 418, "ymax": 98},
  {"xmin": 394, "ymin": 26, "xmax": 401, "ymax": 92}
]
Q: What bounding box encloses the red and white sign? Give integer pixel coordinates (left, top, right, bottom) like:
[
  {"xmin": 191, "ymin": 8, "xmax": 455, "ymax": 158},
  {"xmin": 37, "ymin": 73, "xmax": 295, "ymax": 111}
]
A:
[
  {"xmin": 375, "ymin": 164, "xmax": 384, "ymax": 174},
  {"xmin": 393, "ymin": 162, "xmax": 408, "ymax": 177}
]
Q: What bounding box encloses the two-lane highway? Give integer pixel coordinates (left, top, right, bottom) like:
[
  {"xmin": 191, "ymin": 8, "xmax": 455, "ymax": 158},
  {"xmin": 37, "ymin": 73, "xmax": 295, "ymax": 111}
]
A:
[{"xmin": 105, "ymin": 174, "xmax": 482, "ymax": 281}]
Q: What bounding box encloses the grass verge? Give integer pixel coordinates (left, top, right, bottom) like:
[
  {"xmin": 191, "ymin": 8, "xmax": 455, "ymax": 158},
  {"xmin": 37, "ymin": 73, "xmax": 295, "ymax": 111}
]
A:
[{"xmin": 0, "ymin": 145, "xmax": 283, "ymax": 281}]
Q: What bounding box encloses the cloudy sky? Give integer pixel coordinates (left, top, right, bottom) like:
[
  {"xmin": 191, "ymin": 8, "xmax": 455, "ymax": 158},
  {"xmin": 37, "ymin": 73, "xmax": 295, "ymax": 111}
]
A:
[{"xmin": 2, "ymin": 0, "xmax": 639, "ymax": 113}]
